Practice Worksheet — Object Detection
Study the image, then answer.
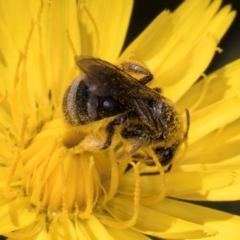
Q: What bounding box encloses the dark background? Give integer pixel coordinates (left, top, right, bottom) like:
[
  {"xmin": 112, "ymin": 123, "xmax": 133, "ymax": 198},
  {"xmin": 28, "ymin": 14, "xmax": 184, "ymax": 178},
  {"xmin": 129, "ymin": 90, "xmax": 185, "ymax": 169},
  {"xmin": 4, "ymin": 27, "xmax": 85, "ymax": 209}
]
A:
[{"xmin": 0, "ymin": 1, "xmax": 239, "ymax": 239}]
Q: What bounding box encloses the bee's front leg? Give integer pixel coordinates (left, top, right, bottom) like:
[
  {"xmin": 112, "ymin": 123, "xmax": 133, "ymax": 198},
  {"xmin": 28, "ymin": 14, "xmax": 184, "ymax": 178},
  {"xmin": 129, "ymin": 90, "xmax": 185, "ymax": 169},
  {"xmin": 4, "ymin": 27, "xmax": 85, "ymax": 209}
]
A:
[{"xmin": 102, "ymin": 114, "xmax": 127, "ymax": 149}]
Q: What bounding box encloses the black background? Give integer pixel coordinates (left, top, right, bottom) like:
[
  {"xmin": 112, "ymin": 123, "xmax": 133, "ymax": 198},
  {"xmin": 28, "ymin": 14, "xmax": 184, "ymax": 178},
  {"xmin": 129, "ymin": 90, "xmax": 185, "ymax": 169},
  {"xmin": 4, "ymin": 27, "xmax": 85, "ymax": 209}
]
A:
[{"xmin": 0, "ymin": 1, "xmax": 239, "ymax": 239}]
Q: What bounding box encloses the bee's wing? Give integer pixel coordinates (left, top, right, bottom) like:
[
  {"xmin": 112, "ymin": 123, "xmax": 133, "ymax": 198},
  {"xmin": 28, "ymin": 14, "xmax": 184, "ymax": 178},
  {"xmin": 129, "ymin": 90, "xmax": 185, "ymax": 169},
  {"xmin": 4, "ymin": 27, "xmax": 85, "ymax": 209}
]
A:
[
  {"xmin": 76, "ymin": 56, "xmax": 163, "ymax": 131},
  {"xmin": 75, "ymin": 56, "xmax": 161, "ymax": 101}
]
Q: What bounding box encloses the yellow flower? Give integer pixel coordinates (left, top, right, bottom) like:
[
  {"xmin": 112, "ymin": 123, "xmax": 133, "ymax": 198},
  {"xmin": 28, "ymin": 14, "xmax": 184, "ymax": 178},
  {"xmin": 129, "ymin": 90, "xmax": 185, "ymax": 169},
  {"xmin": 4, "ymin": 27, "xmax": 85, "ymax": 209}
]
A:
[{"xmin": 0, "ymin": 0, "xmax": 240, "ymax": 240}]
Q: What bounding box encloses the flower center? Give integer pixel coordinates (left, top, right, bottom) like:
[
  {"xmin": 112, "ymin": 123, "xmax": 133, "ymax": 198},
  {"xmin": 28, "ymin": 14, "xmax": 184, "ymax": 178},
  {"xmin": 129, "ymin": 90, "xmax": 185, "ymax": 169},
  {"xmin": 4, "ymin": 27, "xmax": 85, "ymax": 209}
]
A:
[{"xmin": 17, "ymin": 119, "xmax": 115, "ymax": 216}]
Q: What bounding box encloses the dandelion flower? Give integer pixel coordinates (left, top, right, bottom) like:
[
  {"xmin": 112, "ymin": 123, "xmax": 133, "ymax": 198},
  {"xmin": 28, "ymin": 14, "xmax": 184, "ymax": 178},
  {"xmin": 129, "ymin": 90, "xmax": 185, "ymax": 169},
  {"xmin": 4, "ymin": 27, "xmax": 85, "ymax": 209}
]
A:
[{"xmin": 0, "ymin": 0, "xmax": 240, "ymax": 240}]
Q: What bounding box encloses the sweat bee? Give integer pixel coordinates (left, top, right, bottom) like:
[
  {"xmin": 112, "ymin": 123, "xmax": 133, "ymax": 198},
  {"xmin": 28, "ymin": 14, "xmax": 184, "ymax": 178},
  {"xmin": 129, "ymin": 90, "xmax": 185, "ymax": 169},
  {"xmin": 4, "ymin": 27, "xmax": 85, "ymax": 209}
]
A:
[{"xmin": 62, "ymin": 56, "xmax": 189, "ymax": 172}]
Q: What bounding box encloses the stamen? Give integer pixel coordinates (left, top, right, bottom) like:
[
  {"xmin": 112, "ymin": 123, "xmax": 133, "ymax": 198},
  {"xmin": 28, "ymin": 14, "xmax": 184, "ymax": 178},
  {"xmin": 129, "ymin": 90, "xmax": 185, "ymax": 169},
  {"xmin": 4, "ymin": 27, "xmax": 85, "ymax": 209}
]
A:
[
  {"xmin": 4, "ymin": 116, "xmax": 30, "ymax": 198},
  {"xmin": 28, "ymin": 0, "xmax": 49, "ymax": 98},
  {"xmin": 96, "ymin": 185, "xmax": 108, "ymax": 209},
  {"xmin": 145, "ymin": 148, "xmax": 166, "ymax": 202},
  {"xmin": 60, "ymin": 152, "xmax": 68, "ymax": 215},
  {"xmin": 38, "ymin": 0, "xmax": 45, "ymax": 18},
  {"xmin": 14, "ymin": 1, "xmax": 44, "ymax": 88},
  {"xmin": 104, "ymin": 155, "xmax": 119, "ymax": 202},
  {"xmin": 80, "ymin": 3, "xmax": 100, "ymax": 55},
  {"xmin": 189, "ymin": 74, "xmax": 216, "ymax": 112},
  {"xmin": 4, "ymin": 150, "xmax": 20, "ymax": 199},
  {"xmin": 14, "ymin": 20, "xmax": 36, "ymax": 88},
  {"xmin": 66, "ymin": 30, "xmax": 77, "ymax": 56},
  {"xmin": 29, "ymin": 140, "xmax": 57, "ymax": 206},
  {"xmin": 13, "ymin": 51, "xmax": 24, "ymax": 88},
  {"xmin": 78, "ymin": 156, "xmax": 95, "ymax": 219},
  {"xmin": 100, "ymin": 162, "xmax": 141, "ymax": 229},
  {"xmin": 18, "ymin": 115, "xmax": 29, "ymax": 149},
  {"xmin": 37, "ymin": 0, "xmax": 45, "ymax": 51},
  {"xmin": 0, "ymin": 92, "xmax": 8, "ymax": 106}
]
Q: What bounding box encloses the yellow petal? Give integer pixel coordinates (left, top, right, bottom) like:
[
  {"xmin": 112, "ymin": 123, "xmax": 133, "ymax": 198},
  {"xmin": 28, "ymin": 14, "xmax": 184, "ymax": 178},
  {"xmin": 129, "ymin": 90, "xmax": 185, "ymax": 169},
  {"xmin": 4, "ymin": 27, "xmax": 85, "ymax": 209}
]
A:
[
  {"xmin": 0, "ymin": 167, "xmax": 10, "ymax": 188},
  {"xmin": 0, "ymin": 16, "xmax": 19, "ymax": 90},
  {"xmin": 118, "ymin": 169, "xmax": 162, "ymax": 201},
  {"xmin": 75, "ymin": 215, "xmax": 114, "ymax": 240},
  {"xmin": 0, "ymin": 197, "xmax": 38, "ymax": 234},
  {"xmin": 0, "ymin": 0, "xmax": 33, "ymax": 52},
  {"xmin": 45, "ymin": 0, "xmax": 81, "ymax": 107},
  {"xmin": 120, "ymin": 0, "xmax": 235, "ymax": 103},
  {"xmin": 189, "ymin": 98, "xmax": 240, "ymax": 144},
  {"xmin": 166, "ymin": 170, "xmax": 236, "ymax": 196},
  {"xmin": 161, "ymin": 34, "xmax": 217, "ymax": 102},
  {"xmin": 4, "ymin": 220, "xmax": 48, "ymax": 240},
  {"xmin": 106, "ymin": 197, "xmax": 217, "ymax": 239},
  {"xmin": 119, "ymin": 169, "xmax": 240, "ymax": 202},
  {"xmin": 120, "ymin": 10, "xmax": 173, "ymax": 64},
  {"xmin": 121, "ymin": 0, "xmax": 226, "ymax": 66},
  {"xmin": 170, "ymin": 169, "xmax": 240, "ymax": 201},
  {"xmin": 106, "ymin": 227, "xmax": 151, "ymax": 240},
  {"xmin": 49, "ymin": 213, "xmax": 77, "ymax": 239},
  {"xmin": 179, "ymin": 118, "xmax": 240, "ymax": 166},
  {"xmin": 177, "ymin": 59, "xmax": 240, "ymax": 110},
  {"xmin": 151, "ymin": 198, "xmax": 240, "ymax": 240},
  {"xmin": 78, "ymin": 0, "xmax": 133, "ymax": 62}
]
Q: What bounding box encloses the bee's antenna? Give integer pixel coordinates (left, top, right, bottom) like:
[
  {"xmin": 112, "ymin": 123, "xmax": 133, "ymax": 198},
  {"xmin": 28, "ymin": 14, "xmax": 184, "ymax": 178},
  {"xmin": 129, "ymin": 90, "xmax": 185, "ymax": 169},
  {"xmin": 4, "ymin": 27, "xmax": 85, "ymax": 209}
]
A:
[{"xmin": 184, "ymin": 108, "xmax": 190, "ymax": 138}]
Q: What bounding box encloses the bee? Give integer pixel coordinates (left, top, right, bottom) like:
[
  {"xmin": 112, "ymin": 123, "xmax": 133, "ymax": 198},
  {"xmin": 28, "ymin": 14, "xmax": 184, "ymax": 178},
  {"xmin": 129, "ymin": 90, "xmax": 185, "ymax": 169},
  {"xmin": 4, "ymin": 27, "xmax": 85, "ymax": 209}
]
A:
[{"xmin": 62, "ymin": 56, "xmax": 189, "ymax": 172}]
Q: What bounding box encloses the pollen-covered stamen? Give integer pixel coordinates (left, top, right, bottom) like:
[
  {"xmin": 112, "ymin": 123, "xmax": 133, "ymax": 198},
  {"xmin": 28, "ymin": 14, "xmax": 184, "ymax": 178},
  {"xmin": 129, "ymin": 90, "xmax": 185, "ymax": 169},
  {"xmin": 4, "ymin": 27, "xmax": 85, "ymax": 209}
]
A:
[
  {"xmin": 18, "ymin": 116, "xmax": 29, "ymax": 150},
  {"xmin": 4, "ymin": 116, "xmax": 30, "ymax": 199},
  {"xmin": 144, "ymin": 148, "xmax": 166, "ymax": 202},
  {"xmin": 14, "ymin": 119, "xmax": 115, "ymax": 217},
  {"xmin": 4, "ymin": 150, "xmax": 21, "ymax": 199},
  {"xmin": 14, "ymin": 19, "xmax": 36, "ymax": 88},
  {"xmin": 99, "ymin": 161, "xmax": 141, "ymax": 229},
  {"xmin": 102, "ymin": 153, "xmax": 119, "ymax": 204},
  {"xmin": 78, "ymin": 157, "xmax": 96, "ymax": 219}
]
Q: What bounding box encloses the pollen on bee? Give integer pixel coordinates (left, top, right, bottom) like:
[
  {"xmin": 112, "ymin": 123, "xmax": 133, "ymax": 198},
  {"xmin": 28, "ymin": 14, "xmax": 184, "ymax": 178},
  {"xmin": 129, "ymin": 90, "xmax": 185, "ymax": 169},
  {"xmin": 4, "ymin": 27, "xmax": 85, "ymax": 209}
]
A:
[
  {"xmin": 62, "ymin": 126, "xmax": 88, "ymax": 148},
  {"xmin": 62, "ymin": 120, "xmax": 111, "ymax": 151}
]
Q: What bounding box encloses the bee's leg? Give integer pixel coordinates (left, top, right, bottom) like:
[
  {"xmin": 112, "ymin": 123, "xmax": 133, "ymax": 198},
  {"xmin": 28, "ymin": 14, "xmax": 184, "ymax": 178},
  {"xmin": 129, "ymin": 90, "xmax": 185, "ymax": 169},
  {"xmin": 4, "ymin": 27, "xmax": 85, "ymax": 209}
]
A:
[
  {"xmin": 165, "ymin": 164, "xmax": 172, "ymax": 173},
  {"xmin": 102, "ymin": 114, "xmax": 127, "ymax": 149},
  {"xmin": 117, "ymin": 126, "xmax": 149, "ymax": 159},
  {"xmin": 118, "ymin": 61, "xmax": 153, "ymax": 85},
  {"xmin": 139, "ymin": 153, "xmax": 173, "ymax": 176},
  {"xmin": 117, "ymin": 135, "xmax": 147, "ymax": 160}
]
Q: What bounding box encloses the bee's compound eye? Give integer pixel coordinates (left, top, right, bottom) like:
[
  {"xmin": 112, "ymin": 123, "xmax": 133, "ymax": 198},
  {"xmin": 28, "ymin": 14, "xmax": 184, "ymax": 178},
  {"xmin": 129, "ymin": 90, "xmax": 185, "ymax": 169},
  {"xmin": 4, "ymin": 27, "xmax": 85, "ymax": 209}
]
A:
[{"xmin": 163, "ymin": 148, "xmax": 173, "ymax": 160}]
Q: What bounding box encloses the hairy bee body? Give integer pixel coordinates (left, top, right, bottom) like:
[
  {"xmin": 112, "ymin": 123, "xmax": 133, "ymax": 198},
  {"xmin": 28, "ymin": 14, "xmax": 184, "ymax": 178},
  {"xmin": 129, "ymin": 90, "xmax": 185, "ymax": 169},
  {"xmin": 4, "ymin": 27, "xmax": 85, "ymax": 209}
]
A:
[{"xmin": 62, "ymin": 56, "xmax": 188, "ymax": 170}]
